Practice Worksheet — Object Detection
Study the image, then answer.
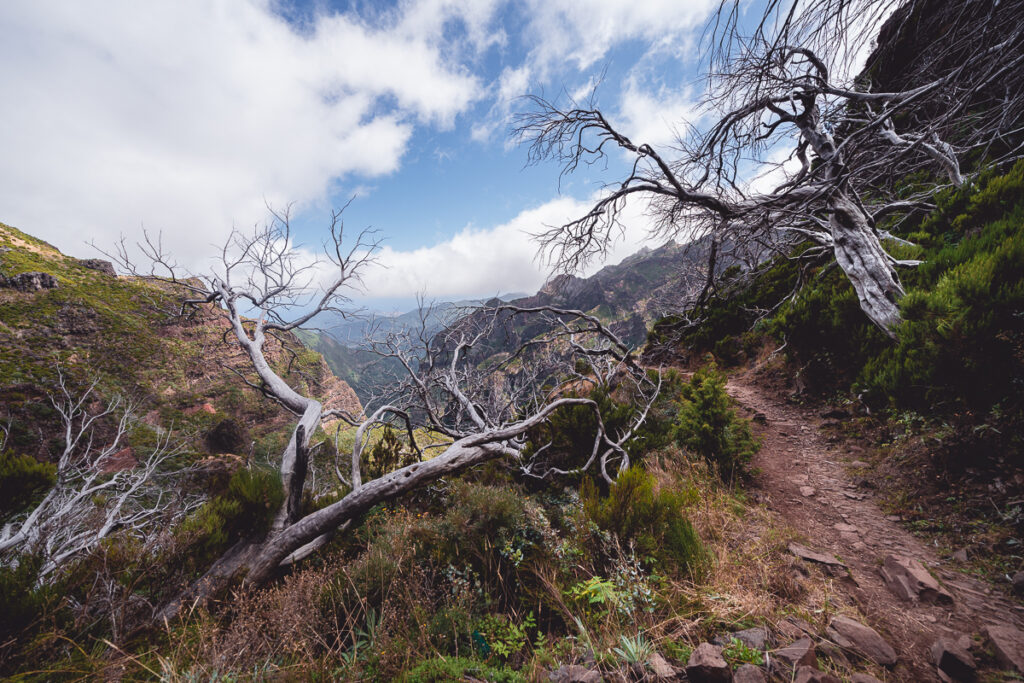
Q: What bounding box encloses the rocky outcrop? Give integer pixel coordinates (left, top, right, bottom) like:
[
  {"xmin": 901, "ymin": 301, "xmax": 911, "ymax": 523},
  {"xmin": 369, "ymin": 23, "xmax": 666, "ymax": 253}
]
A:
[
  {"xmin": 1, "ymin": 271, "xmax": 58, "ymax": 291},
  {"xmin": 76, "ymin": 258, "xmax": 116, "ymax": 276}
]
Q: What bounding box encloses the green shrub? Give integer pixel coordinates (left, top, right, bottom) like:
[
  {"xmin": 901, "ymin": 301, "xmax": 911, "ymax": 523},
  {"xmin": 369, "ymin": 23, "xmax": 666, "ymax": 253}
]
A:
[
  {"xmin": 0, "ymin": 450, "xmax": 56, "ymax": 518},
  {"xmin": 581, "ymin": 465, "xmax": 708, "ymax": 578},
  {"xmin": 673, "ymin": 364, "xmax": 758, "ymax": 480},
  {"xmin": 856, "ymin": 160, "xmax": 1024, "ymax": 414},
  {"xmin": 179, "ymin": 465, "xmax": 284, "ymax": 566},
  {"xmin": 0, "ymin": 555, "xmax": 65, "ymax": 643},
  {"xmin": 365, "ymin": 426, "xmax": 416, "ymax": 480},
  {"xmin": 397, "ymin": 656, "xmax": 524, "ymax": 683}
]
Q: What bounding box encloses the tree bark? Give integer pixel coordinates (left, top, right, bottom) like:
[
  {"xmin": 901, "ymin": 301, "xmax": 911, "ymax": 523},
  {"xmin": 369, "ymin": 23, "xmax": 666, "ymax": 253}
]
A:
[{"xmin": 828, "ymin": 193, "xmax": 903, "ymax": 335}]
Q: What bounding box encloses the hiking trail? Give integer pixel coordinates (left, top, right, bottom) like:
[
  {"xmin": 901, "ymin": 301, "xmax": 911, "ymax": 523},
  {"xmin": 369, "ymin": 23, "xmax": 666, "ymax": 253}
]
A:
[{"xmin": 725, "ymin": 368, "xmax": 1024, "ymax": 680}]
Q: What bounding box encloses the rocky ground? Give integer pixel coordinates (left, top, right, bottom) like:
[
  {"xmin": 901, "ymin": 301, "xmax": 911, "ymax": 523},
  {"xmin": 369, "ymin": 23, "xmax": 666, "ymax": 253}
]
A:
[{"xmin": 723, "ymin": 368, "xmax": 1024, "ymax": 682}]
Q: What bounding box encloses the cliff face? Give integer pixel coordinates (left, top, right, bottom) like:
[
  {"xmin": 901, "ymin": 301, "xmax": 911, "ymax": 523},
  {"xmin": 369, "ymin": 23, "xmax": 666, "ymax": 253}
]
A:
[{"xmin": 0, "ymin": 222, "xmax": 360, "ymax": 463}]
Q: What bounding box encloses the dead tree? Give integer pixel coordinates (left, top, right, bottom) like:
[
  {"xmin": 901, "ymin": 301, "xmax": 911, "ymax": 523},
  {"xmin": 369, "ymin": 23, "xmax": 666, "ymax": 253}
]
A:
[
  {"xmin": 0, "ymin": 369, "xmax": 188, "ymax": 580},
  {"xmin": 516, "ymin": 0, "xmax": 1024, "ymax": 334},
  {"xmin": 106, "ymin": 208, "xmax": 656, "ymax": 621}
]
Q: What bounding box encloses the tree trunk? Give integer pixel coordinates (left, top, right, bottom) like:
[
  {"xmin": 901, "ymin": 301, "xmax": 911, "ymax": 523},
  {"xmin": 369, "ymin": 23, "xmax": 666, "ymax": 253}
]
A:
[
  {"xmin": 828, "ymin": 193, "xmax": 903, "ymax": 335},
  {"xmin": 156, "ymin": 438, "xmax": 509, "ymax": 623}
]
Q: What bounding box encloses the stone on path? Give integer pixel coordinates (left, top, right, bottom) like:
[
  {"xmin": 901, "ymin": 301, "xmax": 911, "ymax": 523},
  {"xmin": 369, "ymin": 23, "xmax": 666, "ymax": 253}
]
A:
[
  {"xmin": 826, "ymin": 615, "xmax": 897, "ymax": 667},
  {"xmin": 1012, "ymin": 571, "xmax": 1024, "ymax": 595},
  {"xmin": 800, "ymin": 486, "xmax": 817, "ymax": 497},
  {"xmin": 789, "ymin": 543, "xmax": 846, "ymax": 567},
  {"xmin": 983, "ymin": 623, "xmax": 1024, "ymax": 674},
  {"xmin": 834, "ymin": 523, "xmax": 859, "ymax": 533},
  {"xmin": 930, "ymin": 635, "xmax": 976, "ymax": 681},
  {"xmin": 733, "ymin": 663, "xmax": 766, "ymax": 683},
  {"xmin": 686, "ymin": 643, "xmax": 732, "ymax": 683},
  {"xmin": 794, "ymin": 666, "xmax": 841, "ymax": 683},
  {"xmin": 879, "ymin": 554, "xmax": 954, "ymax": 604},
  {"xmin": 775, "ymin": 637, "xmax": 817, "ymax": 669}
]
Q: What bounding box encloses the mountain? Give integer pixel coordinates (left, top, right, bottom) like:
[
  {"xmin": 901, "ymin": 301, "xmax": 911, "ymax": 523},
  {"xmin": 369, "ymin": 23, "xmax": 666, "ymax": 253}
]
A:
[{"xmin": 0, "ymin": 222, "xmax": 360, "ymax": 463}]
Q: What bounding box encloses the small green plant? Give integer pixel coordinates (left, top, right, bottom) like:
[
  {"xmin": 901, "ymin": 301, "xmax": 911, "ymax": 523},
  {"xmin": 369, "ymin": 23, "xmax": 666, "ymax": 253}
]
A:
[
  {"xmin": 722, "ymin": 637, "xmax": 764, "ymax": 667},
  {"xmin": 612, "ymin": 634, "xmax": 654, "ymax": 664},
  {"xmin": 662, "ymin": 639, "xmax": 693, "ymax": 663},
  {"xmin": 567, "ymin": 576, "xmax": 620, "ymax": 610},
  {"xmin": 474, "ymin": 612, "xmax": 536, "ymax": 660},
  {"xmin": 397, "ymin": 656, "xmax": 525, "ymax": 683}
]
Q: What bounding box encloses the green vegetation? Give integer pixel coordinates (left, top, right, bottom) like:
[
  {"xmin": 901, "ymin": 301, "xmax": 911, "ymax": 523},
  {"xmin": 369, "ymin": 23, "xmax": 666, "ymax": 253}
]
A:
[
  {"xmin": 0, "ymin": 449, "xmax": 56, "ymax": 517},
  {"xmin": 673, "ymin": 364, "xmax": 759, "ymax": 480},
  {"xmin": 180, "ymin": 465, "xmax": 285, "ymax": 566},
  {"xmin": 582, "ymin": 465, "xmax": 708, "ymax": 578}
]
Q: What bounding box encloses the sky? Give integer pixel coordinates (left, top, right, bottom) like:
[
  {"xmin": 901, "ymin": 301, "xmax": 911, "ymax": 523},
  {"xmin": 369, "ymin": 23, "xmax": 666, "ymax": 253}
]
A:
[{"xmin": 0, "ymin": 0, "xmax": 727, "ymax": 310}]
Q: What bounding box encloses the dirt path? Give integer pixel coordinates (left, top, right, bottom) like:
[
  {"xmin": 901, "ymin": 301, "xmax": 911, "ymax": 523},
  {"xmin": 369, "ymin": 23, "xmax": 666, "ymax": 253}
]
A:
[{"xmin": 726, "ymin": 369, "xmax": 1024, "ymax": 680}]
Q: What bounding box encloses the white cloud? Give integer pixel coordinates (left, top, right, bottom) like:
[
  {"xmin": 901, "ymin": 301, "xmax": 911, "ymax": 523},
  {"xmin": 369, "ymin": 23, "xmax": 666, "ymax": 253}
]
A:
[
  {"xmin": 356, "ymin": 193, "xmax": 665, "ymax": 301},
  {"xmin": 0, "ymin": 0, "xmax": 481, "ymax": 264},
  {"xmin": 616, "ymin": 77, "xmax": 702, "ymax": 149},
  {"xmin": 521, "ymin": 0, "xmax": 718, "ymax": 74}
]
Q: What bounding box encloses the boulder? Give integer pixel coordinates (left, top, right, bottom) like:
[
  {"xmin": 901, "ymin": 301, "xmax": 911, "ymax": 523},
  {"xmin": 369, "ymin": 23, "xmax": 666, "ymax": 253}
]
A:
[
  {"xmin": 1012, "ymin": 571, "xmax": 1024, "ymax": 596},
  {"xmin": 930, "ymin": 635, "xmax": 976, "ymax": 681},
  {"xmin": 686, "ymin": 643, "xmax": 732, "ymax": 683},
  {"xmin": 775, "ymin": 637, "xmax": 817, "ymax": 669},
  {"xmin": 76, "ymin": 258, "xmax": 116, "ymax": 276},
  {"xmin": 794, "ymin": 666, "xmax": 841, "ymax": 683},
  {"xmin": 549, "ymin": 664, "xmax": 602, "ymax": 683},
  {"xmin": 983, "ymin": 623, "xmax": 1024, "ymax": 674},
  {"xmin": 826, "ymin": 615, "xmax": 897, "ymax": 667},
  {"xmin": 1, "ymin": 271, "xmax": 58, "ymax": 292},
  {"xmin": 879, "ymin": 554, "xmax": 954, "ymax": 604},
  {"xmin": 733, "ymin": 664, "xmax": 765, "ymax": 683}
]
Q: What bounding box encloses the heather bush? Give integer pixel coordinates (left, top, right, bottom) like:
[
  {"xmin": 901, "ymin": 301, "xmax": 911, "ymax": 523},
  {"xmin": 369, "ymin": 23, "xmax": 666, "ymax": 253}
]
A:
[
  {"xmin": 673, "ymin": 364, "xmax": 758, "ymax": 480},
  {"xmin": 581, "ymin": 465, "xmax": 708, "ymax": 579}
]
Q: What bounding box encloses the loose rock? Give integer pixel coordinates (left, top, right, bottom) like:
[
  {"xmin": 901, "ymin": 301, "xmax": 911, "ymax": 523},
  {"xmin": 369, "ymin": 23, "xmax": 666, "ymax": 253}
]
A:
[
  {"xmin": 930, "ymin": 635, "xmax": 976, "ymax": 681},
  {"xmin": 879, "ymin": 554, "xmax": 954, "ymax": 604},
  {"xmin": 1012, "ymin": 571, "xmax": 1024, "ymax": 595},
  {"xmin": 713, "ymin": 627, "xmax": 768, "ymax": 650},
  {"xmin": 549, "ymin": 664, "xmax": 602, "ymax": 683},
  {"xmin": 800, "ymin": 486, "xmax": 817, "ymax": 497},
  {"xmin": 775, "ymin": 637, "xmax": 817, "ymax": 669},
  {"xmin": 826, "ymin": 615, "xmax": 897, "ymax": 667},
  {"xmin": 850, "ymin": 675, "xmax": 884, "ymax": 683},
  {"xmin": 983, "ymin": 623, "xmax": 1024, "ymax": 674},
  {"xmin": 789, "ymin": 543, "xmax": 846, "ymax": 567},
  {"xmin": 686, "ymin": 643, "xmax": 732, "ymax": 683},
  {"xmin": 646, "ymin": 653, "xmax": 678, "ymax": 680},
  {"xmin": 733, "ymin": 664, "xmax": 765, "ymax": 683},
  {"xmin": 794, "ymin": 667, "xmax": 841, "ymax": 683}
]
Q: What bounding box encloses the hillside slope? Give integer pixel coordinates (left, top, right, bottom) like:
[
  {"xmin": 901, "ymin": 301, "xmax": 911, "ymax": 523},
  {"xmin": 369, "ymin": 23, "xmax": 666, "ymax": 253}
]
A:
[{"xmin": 0, "ymin": 222, "xmax": 360, "ymax": 463}]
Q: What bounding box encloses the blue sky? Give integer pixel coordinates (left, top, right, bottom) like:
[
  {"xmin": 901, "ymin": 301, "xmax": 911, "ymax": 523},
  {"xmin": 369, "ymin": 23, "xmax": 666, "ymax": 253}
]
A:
[{"xmin": 0, "ymin": 0, "xmax": 728, "ymax": 310}]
